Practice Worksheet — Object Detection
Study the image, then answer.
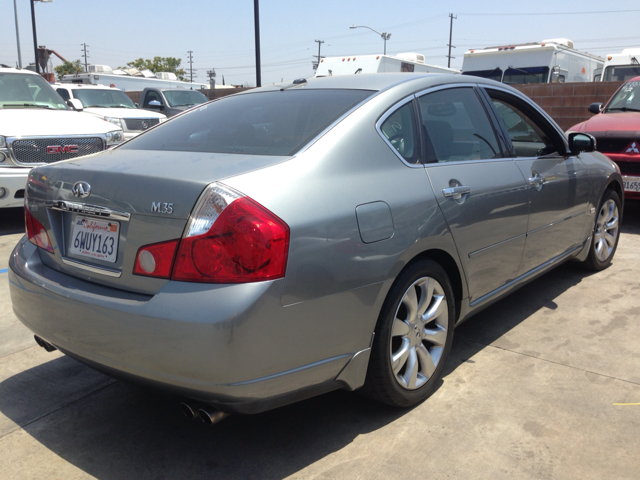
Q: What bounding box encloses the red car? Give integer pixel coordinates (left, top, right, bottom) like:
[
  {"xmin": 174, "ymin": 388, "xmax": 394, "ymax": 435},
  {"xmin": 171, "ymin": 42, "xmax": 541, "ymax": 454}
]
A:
[{"xmin": 569, "ymin": 76, "xmax": 640, "ymax": 199}]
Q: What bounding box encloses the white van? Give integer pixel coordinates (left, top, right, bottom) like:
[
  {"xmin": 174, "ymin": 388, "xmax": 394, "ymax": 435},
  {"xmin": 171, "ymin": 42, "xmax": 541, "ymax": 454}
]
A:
[
  {"xmin": 462, "ymin": 39, "xmax": 604, "ymax": 84},
  {"xmin": 316, "ymin": 53, "xmax": 459, "ymax": 77},
  {"xmin": 599, "ymin": 48, "xmax": 640, "ymax": 82}
]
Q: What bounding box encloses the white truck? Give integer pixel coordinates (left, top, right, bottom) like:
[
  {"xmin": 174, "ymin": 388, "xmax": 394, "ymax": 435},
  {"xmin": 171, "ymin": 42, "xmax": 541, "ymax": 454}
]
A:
[
  {"xmin": 599, "ymin": 48, "xmax": 640, "ymax": 82},
  {"xmin": 54, "ymin": 83, "xmax": 167, "ymax": 140},
  {"xmin": 0, "ymin": 68, "xmax": 124, "ymax": 209},
  {"xmin": 315, "ymin": 53, "xmax": 459, "ymax": 77},
  {"xmin": 61, "ymin": 65, "xmax": 208, "ymax": 92},
  {"xmin": 462, "ymin": 38, "xmax": 604, "ymax": 84}
]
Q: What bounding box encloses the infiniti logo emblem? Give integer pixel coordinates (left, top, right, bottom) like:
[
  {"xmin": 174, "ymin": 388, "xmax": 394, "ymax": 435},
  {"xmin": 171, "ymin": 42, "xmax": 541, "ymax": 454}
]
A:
[{"xmin": 72, "ymin": 181, "xmax": 91, "ymax": 198}]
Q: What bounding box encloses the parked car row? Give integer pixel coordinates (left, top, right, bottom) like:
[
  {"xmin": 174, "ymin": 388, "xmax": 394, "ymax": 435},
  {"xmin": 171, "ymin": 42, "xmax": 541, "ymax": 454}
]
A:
[{"xmin": 9, "ymin": 73, "xmax": 623, "ymax": 420}]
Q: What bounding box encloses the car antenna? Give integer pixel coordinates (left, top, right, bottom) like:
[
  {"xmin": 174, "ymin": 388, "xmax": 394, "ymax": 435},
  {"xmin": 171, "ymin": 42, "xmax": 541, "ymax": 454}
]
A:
[{"xmin": 280, "ymin": 78, "xmax": 307, "ymax": 91}]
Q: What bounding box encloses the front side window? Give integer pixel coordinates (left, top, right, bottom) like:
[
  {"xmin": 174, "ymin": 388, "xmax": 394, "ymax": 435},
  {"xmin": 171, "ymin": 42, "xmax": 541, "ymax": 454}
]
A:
[
  {"xmin": 379, "ymin": 101, "xmax": 419, "ymax": 164},
  {"xmin": 487, "ymin": 91, "xmax": 561, "ymax": 157},
  {"xmin": 124, "ymin": 89, "xmax": 373, "ymax": 156},
  {"xmin": 56, "ymin": 88, "xmax": 70, "ymax": 101},
  {"xmin": 418, "ymin": 87, "xmax": 501, "ymax": 163},
  {"xmin": 502, "ymin": 66, "xmax": 549, "ymax": 85},
  {"xmin": 0, "ymin": 73, "xmax": 68, "ymax": 110}
]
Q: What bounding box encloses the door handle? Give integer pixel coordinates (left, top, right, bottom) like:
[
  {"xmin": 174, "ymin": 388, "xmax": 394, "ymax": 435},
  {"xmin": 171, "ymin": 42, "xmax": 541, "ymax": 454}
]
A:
[
  {"xmin": 529, "ymin": 174, "xmax": 545, "ymax": 190},
  {"xmin": 442, "ymin": 186, "xmax": 471, "ymax": 200}
]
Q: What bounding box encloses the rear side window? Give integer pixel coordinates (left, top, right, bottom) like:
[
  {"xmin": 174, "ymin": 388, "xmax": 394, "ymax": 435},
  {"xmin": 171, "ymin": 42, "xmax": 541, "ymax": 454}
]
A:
[
  {"xmin": 124, "ymin": 89, "xmax": 373, "ymax": 156},
  {"xmin": 418, "ymin": 87, "xmax": 501, "ymax": 163}
]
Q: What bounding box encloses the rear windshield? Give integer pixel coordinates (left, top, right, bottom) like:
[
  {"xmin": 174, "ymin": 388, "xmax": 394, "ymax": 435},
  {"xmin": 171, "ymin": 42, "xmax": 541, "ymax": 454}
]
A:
[{"xmin": 123, "ymin": 89, "xmax": 373, "ymax": 156}]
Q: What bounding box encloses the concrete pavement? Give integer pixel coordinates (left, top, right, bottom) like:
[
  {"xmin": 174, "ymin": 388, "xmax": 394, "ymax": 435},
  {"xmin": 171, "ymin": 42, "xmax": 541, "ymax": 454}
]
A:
[{"xmin": 0, "ymin": 202, "xmax": 639, "ymax": 479}]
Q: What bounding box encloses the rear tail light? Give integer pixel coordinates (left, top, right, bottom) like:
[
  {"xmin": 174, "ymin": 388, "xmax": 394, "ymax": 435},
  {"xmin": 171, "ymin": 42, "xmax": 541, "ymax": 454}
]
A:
[
  {"xmin": 25, "ymin": 206, "xmax": 54, "ymax": 253},
  {"xmin": 133, "ymin": 183, "xmax": 290, "ymax": 283}
]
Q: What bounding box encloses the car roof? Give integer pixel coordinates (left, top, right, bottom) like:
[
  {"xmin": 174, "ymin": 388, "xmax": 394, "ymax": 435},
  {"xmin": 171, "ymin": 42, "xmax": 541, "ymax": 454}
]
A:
[
  {"xmin": 0, "ymin": 67, "xmax": 39, "ymax": 76},
  {"xmin": 244, "ymin": 73, "xmax": 518, "ymax": 95}
]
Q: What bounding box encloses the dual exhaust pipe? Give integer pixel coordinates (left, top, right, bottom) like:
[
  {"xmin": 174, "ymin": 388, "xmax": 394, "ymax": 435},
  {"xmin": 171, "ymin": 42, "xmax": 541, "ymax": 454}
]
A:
[
  {"xmin": 180, "ymin": 402, "xmax": 229, "ymax": 425},
  {"xmin": 34, "ymin": 335, "xmax": 57, "ymax": 352}
]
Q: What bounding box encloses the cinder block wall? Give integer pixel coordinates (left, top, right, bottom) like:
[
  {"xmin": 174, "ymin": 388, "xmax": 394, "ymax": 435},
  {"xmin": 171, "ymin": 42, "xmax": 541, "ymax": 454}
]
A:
[{"xmin": 510, "ymin": 81, "xmax": 623, "ymax": 131}]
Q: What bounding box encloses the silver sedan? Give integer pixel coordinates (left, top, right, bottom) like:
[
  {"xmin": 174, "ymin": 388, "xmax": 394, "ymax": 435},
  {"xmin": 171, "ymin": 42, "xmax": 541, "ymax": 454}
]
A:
[{"xmin": 9, "ymin": 73, "xmax": 623, "ymax": 420}]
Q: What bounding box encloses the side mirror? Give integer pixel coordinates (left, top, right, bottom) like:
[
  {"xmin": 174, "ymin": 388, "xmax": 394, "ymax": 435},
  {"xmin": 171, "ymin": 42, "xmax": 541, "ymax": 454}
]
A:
[
  {"xmin": 568, "ymin": 132, "xmax": 596, "ymax": 155},
  {"xmin": 67, "ymin": 98, "xmax": 83, "ymax": 112},
  {"xmin": 134, "ymin": 102, "xmax": 139, "ymax": 108},
  {"xmin": 147, "ymin": 100, "xmax": 164, "ymax": 110},
  {"xmin": 588, "ymin": 102, "xmax": 603, "ymax": 114}
]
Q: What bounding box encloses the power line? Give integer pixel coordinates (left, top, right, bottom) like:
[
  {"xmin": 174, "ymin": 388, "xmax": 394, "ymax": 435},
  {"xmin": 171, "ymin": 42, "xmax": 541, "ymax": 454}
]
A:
[{"xmin": 458, "ymin": 9, "xmax": 640, "ymax": 16}]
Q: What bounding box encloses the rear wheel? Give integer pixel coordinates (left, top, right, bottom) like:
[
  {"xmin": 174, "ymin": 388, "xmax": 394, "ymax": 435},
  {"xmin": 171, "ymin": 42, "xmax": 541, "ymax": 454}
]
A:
[
  {"xmin": 583, "ymin": 189, "xmax": 621, "ymax": 271},
  {"xmin": 362, "ymin": 259, "xmax": 455, "ymax": 407}
]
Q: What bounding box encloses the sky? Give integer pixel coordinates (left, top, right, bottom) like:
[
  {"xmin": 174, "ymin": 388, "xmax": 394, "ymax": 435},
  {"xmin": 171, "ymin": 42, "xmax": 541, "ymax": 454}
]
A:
[{"xmin": 2, "ymin": 0, "xmax": 640, "ymax": 87}]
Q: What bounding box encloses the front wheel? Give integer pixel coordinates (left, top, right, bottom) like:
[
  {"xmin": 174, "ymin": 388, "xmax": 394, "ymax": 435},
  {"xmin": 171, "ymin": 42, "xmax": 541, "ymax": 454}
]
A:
[
  {"xmin": 361, "ymin": 259, "xmax": 455, "ymax": 407},
  {"xmin": 583, "ymin": 189, "xmax": 621, "ymax": 271}
]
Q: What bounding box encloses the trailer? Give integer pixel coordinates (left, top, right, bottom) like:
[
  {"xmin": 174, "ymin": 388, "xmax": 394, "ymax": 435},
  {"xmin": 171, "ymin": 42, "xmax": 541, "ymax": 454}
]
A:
[
  {"xmin": 599, "ymin": 48, "xmax": 640, "ymax": 82},
  {"xmin": 315, "ymin": 53, "xmax": 459, "ymax": 77},
  {"xmin": 61, "ymin": 65, "xmax": 207, "ymax": 91},
  {"xmin": 462, "ymin": 39, "xmax": 604, "ymax": 84}
]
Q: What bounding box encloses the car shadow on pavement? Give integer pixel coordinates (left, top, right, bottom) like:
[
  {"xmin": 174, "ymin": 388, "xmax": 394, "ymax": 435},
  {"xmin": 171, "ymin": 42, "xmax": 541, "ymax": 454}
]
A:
[{"xmin": 621, "ymin": 199, "xmax": 640, "ymax": 235}]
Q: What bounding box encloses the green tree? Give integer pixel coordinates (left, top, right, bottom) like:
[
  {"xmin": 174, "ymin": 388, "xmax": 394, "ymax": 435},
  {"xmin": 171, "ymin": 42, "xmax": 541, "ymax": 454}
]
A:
[
  {"xmin": 54, "ymin": 60, "xmax": 83, "ymax": 80},
  {"xmin": 119, "ymin": 57, "xmax": 187, "ymax": 81}
]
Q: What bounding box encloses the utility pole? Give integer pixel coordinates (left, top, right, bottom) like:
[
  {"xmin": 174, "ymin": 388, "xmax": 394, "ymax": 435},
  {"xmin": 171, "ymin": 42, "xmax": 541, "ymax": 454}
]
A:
[
  {"xmin": 313, "ymin": 39, "xmax": 324, "ymax": 71},
  {"xmin": 13, "ymin": 0, "xmax": 22, "ymax": 68},
  {"xmin": 446, "ymin": 13, "xmax": 457, "ymax": 68},
  {"xmin": 207, "ymin": 68, "xmax": 216, "ymax": 90},
  {"xmin": 186, "ymin": 50, "xmax": 194, "ymax": 82},
  {"xmin": 81, "ymin": 43, "xmax": 89, "ymax": 72},
  {"xmin": 254, "ymin": 0, "xmax": 261, "ymax": 87}
]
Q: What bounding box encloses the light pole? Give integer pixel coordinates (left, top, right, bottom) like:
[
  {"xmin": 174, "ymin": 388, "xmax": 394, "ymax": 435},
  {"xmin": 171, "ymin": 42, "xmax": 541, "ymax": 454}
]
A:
[
  {"xmin": 349, "ymin": 25, "xmax": 391, "ymax": 55},
  {"xmin": 30, "ymin": 0, "xmax": 53, "ymax": 74},
  {"xmin": 13, "ymin": 0, "xmax": 22, "ymax": 68}
]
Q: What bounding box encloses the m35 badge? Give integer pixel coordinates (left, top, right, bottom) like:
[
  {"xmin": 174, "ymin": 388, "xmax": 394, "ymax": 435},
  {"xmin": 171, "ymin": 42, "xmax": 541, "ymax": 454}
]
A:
[{"xmin": 151, "ymin": 202, "xmax": 174, "ymax": 214}]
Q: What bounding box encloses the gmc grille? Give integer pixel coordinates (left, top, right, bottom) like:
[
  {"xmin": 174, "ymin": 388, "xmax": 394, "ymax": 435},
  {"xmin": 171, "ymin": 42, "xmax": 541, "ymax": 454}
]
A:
[
  {"xmin": 124, "ymin": 118, "xmax": 160, "ymax": 131},
  {"xmin": 11, "ymin": 137, "xmax": 104, "ymax": 164}
]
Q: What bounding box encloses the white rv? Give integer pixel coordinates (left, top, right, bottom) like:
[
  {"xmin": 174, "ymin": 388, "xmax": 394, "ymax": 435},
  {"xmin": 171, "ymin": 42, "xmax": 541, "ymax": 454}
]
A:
[
  {"xmin": 599, "ymin": 48, "xmax": 640, "ymax": 82},
  {"xmin": 315, "ymin": 53, "xmax": 459, "ymax": 77},
  {"xmin": 462, "ymin": 39, "xmax": 604, "ymax": 84},
  {"xmin": 61, "ymin": 65, "xmax": 208, "ymax": 91}
]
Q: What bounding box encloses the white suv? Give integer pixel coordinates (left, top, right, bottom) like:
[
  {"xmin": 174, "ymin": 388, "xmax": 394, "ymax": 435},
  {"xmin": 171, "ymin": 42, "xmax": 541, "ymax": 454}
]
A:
[
  {"xmin": 0, "ymin": 68, "xmax": 124, "ymax": 209},
  {"xmin": 55, "ymin": 84, "xmax": 167, "ymax": 140}
]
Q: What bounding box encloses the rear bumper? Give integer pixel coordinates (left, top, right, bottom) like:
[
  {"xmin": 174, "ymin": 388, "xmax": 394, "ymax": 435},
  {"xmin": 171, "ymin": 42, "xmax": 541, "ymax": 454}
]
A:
[
  {"xmin": 9, "ymin": 237, "xmax": 375, "ymax": 413},
  {"xmin": 0, "ymin": 168, "xmax": 28, "ymax": 209}
]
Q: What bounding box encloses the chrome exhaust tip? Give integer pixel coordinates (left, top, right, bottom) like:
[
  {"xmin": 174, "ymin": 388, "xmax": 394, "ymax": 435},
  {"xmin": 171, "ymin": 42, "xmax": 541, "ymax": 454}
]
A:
[
  {"xmin": 180, "ymin": 402, "xmax": 197, "ymax": 419},
  {"xmin": 198, "ymin": 407, "xmax": 229, "ymax": 425},
  {"xmin": 34, "ymin": 335, "xmax": 57, "ymax": 352}
]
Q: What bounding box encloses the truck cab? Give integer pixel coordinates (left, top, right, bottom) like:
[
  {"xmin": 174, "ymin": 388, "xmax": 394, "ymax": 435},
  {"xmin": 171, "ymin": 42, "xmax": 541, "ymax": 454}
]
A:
[
  {"xmin": 601, "ymin": 48, "xmax": 640, "ymax": 82},
  {"xmin": 55, "ymin": 84, "xmax": 167, "ymax": 140},
  {"xmin": 139, "ymin": 88, "xmax": 208, "ymax": 118}
]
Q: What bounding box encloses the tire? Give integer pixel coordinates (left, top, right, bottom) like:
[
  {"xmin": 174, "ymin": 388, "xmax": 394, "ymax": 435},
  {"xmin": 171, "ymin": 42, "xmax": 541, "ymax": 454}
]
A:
[
  {"xmin": 583, "ymin": 189, "xmax": 622, "ymax": 271},
  {"xmin": 361, "ymin": 259, "xmax": 455, "ymax": 407}
]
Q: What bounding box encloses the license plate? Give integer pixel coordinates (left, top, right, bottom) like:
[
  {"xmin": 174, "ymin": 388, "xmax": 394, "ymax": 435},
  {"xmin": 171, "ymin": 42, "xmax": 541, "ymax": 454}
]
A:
[
  {"xmin": 69, "ymin": 215, "xmax": 120, "ymax": 263},
  {"xmin": 623, "ymin": 175, "xmax": 640, "ymax": 192}
]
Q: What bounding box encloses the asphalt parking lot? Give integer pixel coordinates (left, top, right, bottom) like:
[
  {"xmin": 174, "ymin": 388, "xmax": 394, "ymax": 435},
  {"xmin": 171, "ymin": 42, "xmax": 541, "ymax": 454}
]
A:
[{"xmin": 1, "ymin": 201, "xmax": 639, "ymax": 480}]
